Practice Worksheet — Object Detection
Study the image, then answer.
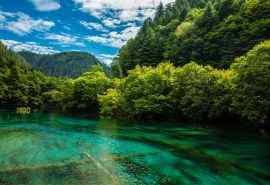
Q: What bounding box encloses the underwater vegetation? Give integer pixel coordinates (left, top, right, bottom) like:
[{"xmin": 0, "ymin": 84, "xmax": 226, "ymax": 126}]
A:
[{"xmin": 0, "ymin": 112, "xmax": 269, "ymax": 185}]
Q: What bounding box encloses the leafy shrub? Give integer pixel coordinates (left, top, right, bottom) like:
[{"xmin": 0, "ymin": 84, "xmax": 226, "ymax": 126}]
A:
[{"xmin": 231, "ymin": 40, "xmax": 270, "ymax": 124}]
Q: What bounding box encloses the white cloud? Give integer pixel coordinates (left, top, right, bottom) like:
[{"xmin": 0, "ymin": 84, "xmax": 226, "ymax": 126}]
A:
[
  {"xmin": 74, "ymin": 42, "xmax": 86, "ymax": 47},
  {"xmin": 140, "ymin": 8, "xmax": 157, "ymax": 20},
  {"xmin": 118, "ymin": 10, "xmax": 140, "ymax": 22},
  {"xmin": 73, "ymin": 0, "xmax": 173, "ymax": 12},
  {"xmin": 97, "ymin": 53, "xmax": 116, "ymax": 65},
  {"xmin": 117, "ymin": 26, "xmax": 140, "ymax": 40},
  {"xmin": 118, "ymin": 9, "xmax": 155, "ymax": 22},
  {"xmin": 8, "ymin": 16, "xmax": 55, "ymax": 35},
  {"xmin": 28, "ymin": 0, "xmax": 61, "ymax": 11},
  {"xmin": 86, "ymin": 26, "xmax": 140, "ymax": 48},
  {"xmin": 0, "ymin": 11, "xmax": 16, "ymax": 18},
  {"xmin": 102, "ymin": 18, "xmax": 121, "ymax": 28},
  {"xmin": 0, "ymin": 14, "xmax": 5, "ymax": 21},
  {"xmin": 0, "ymin": 11, "xmax": 55, "ymax": 35},
  {"xmin": 80, "ymin": 21, "xmax": 108, "ymax": 32},
  {"xmin": 1, "ymin": 39, "xmax": 58, "ymax": 54},
  {"xmin": 86, "ymin": 36, "xmax": 109, "ymax": 45},
  {"xmin": 73, "ymin": 0, "xmax": 174, "ymax": 22},
  {"xmin": 74, "ymin": 0, "xmax": 175, "ymax": 51},
  {"xmin": 44, "ymin": 33, "xmax": 85, "ymax": 46},
  {"xmin": 45, "ymin": 33, "xmax": 77, "ymax": 44},
  {"xmin": 125, "ymin": 22, "xmax": 138, "ymax": 27}
]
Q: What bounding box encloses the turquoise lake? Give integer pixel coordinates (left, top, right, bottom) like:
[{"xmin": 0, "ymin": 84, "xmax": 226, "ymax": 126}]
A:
[{"xmin": 0, "ymin": 111, "xmax": 269, "ymax": 185}]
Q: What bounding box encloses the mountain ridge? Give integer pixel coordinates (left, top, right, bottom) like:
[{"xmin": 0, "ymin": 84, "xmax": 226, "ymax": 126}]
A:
[{"xmin": 19, "ymin": 51, "xmax": 108, "ymax": 78}]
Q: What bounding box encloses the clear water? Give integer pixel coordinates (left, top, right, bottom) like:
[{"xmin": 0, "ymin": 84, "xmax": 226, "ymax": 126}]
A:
[{"xmin": 0, "ymin": 112, "xmax": 269, "ymax": 185}]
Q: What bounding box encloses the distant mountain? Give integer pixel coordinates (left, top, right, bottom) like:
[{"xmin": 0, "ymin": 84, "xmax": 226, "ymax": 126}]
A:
[{"xmin": 19, "ymin": 51, "xmax": 107, "ymax": 78}]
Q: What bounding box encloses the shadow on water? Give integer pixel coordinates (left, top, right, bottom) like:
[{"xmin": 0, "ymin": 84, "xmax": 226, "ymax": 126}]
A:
[{"xmin": 0, "ymin": 111, "xmax": 269, "ymax": 185}]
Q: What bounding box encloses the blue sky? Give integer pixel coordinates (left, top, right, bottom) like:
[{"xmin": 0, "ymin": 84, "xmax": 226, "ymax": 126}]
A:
[{"xmin": 0, "ymin": 0, "xmax": 173, "ymax": 64}]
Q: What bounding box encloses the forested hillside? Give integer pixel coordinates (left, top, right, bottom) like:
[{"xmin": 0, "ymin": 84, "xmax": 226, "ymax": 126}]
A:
[
  {"xmin": 2, "ymin": 36, "xmax": 268, "ymax": 126},
  {"xmin": 101, "ymin": 40, "xmax": 270, "ymax": 125},
  {"xmin": 0, "ymin": 42, "xmax": 110, "ymax": 114},
  {"xmin": 0, "ymin": 42, "xmax": 57, "ymax": 109},
  {"xmin": 19, "ymin": 51, "xmax": 106, "ymax": 78},
  {"xmin": 112, "ymin": 0, "xmax": 270, "ymax": 76}
]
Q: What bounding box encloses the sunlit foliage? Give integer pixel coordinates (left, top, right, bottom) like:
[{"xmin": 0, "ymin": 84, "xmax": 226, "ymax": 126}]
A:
[{"xmin": 231, "ymin": 40, "xmax": 270, "ymax": 124}]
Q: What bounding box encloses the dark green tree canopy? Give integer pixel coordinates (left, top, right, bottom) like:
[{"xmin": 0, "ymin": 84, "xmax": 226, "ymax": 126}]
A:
[{"xmin": 113, "ymin": 0, "xmax": 270, "ymax": 75}]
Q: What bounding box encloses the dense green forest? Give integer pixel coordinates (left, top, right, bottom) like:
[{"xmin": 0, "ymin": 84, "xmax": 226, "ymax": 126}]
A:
[
  {"xmin": 112, "ymin": 0, "xmax": 270, "ymax": 76},
  {"xmin": 19, "ymin": 51, "xmax": 107, "ymax": 78},
  {"xmin": 0, "ymin": 42, "xmax": 58, "ymax": 109},
  {"xmin": 100, "ymin": 40, "xmax": 270, "ymax": 125},
  {"xmin": 0, "ymin": 42, "xmax": 111, "ymax": 115},
  {"xmin": 0, "ymin": 0, "xmax": 269, "ymax": 129},
  {"xmin": 1, "ymin": 39, "xmax": 269, "ymax": 126}
]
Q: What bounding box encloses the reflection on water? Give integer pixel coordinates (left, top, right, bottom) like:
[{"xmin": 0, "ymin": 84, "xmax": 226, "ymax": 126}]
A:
[{"xmin": 0, "ymin": 111, "xmax": 269, "ymax": 185}]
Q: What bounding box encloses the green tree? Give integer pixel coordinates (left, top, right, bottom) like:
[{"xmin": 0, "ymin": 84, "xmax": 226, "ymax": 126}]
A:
[
  {"xmin": 114, "ymin": 0, "xmax": 270, "ymax": 73},
  {"xmin": 170, "ymin": 62, "xmax": 234, "ymax": 122},
  {"xmin": 231, "ymin": 40, "xmax": 270, "ymax": 124},
  {"xmin": 0, "ymin": 41, "xmax": 54, "ymax": 110},
  {"xmin": 101, "ymin": 63, "xmax": 176, "ymax": 120},
  {"xmin": 70, "ymin": 65, "xmax": 111, "ymax": 114},
  {"xmin": 98, "ymin": 78, "xmax": 124, "ymax": 118},
  {"xmin": 154, "ymin": 3, "xmax": 165, "ymax": 24}
]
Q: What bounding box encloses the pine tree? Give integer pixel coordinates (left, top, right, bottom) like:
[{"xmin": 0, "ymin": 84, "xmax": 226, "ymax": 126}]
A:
[{"xmin": 154, "ymin": 3, "xmax": 165, "ymax": 24}]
